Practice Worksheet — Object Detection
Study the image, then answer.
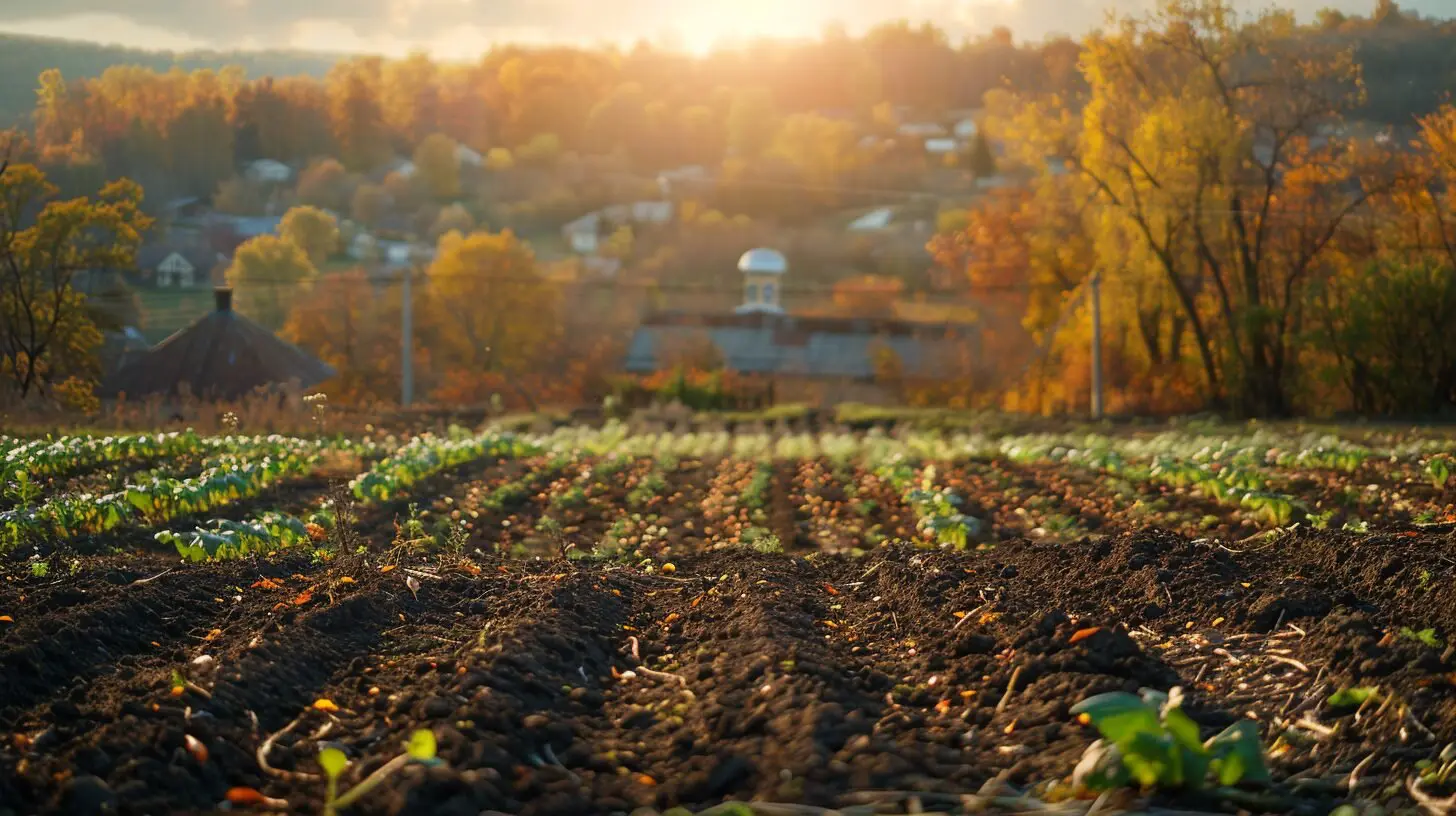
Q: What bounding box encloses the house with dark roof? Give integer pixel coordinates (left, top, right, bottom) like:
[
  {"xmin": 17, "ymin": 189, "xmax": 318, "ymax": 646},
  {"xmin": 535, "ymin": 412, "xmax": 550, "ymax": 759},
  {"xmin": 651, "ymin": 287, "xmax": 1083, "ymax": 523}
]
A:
[
  {"xmin": 100, "ymin": 288, "xmax": 335, "ymax": 401},
  {"xmin": 625, "ymin": 249, "xmax": 980, "ymax": 405}
]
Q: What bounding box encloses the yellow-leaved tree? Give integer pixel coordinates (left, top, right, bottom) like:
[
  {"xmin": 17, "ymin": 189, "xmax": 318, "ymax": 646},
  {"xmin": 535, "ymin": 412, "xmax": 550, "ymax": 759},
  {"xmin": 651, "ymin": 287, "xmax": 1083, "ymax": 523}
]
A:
[
  {"xmin": 278, "ymin": 205, "xmax": 340, "ymax": 267},
  {"xmin": 1, "ymin": 155, "xmax": 150, "ymax": 399},
  {"xmin": 225, "ymin": 234, "xmax": 318, "ymax": 329},
  {"xmin": 425, "ymin": 229, "xmax": 560, "ymax": 406}
]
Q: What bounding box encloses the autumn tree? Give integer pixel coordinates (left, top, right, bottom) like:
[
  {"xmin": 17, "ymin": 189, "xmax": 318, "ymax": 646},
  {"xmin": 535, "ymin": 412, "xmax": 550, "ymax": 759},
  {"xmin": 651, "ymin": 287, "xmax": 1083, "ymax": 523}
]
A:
[
  {"xmin": 350, "ymin": 183, "xmax": 389, "ymax": 228},
  {"xmin": 327, "ymin": 58, "xmax": 391, "ymax": 172},
  {"xmin": 283, "ymin": 268, "xmax": 414, "ymax": 403},
  {"xmin": 0, "ymin": 160, "xmax": 149, "ymax": 397},
  {"xmin": 425, "ymin": 229, "xmax": 560, "ymax": 405},
  {"xmin": 428, "ymin": 203, "xmax": 475, "ymax": 240},
  {"xmin": 225, "ymin": 234, "xmax": 318, "ymax": 329},
  {"xmin": 996, "ymin": 0, "xmax": 1383, "ymax": 415},
  {"xmin": 297, "ymin": 158, "xmax": 352, "ymax": 212},
  {"xmin": 413, "ymin": 133, "xmax": 462, "ymax": 199},
  {"xmin": 279, "ymin": 206, "xmax": 340, "ymax": 266}
]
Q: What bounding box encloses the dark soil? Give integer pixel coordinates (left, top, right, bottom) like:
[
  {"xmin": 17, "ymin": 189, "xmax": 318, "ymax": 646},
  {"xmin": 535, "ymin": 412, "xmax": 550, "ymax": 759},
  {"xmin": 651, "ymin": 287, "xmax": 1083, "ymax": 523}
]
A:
[{"xmin": 4, "ymin": 514, "xmax": 1456, "ymax": 815}]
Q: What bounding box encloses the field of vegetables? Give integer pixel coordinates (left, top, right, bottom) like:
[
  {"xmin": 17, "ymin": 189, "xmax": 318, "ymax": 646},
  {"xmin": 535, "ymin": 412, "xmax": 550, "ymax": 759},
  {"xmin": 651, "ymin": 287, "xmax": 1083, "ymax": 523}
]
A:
[{"xmin": 3, "ymin": 421, "xmax": 1456, "ymax": 816}]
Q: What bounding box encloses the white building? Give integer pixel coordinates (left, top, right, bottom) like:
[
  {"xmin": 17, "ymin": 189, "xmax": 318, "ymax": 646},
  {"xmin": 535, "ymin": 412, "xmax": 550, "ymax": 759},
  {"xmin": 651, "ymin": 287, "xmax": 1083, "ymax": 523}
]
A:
[{"xmin": 734, "ymin": 248, "xmax": 788, "ymax": 315}]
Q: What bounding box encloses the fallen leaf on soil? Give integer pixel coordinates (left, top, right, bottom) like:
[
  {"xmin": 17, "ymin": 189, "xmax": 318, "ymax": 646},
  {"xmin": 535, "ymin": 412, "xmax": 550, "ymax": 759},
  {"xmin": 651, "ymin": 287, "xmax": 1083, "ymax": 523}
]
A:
[
  {"xmin": 1069, "ymin": 627, "xmax": 1102, "ymax": 644},
  {"xmin": 251, "ymin": 578, "xmax": 283, "ymax": 590},
  {"xmin": 953, "ymin": 611, "xmax": 968, "ymax": 619},
  {"xmin": 637, "ymin": 774, "xmax": 657, "ymax": 786},
  {"xmin": 292, "ymin": 588, "xmax": 314, "ymax": 606},
  {"xmin": 690, "ymin": 594, "xmax": 703, "ymax": 607},
  {"xmin": 338, "ymin": 577, "xmax": 355, "ymax": 584},
  {"xmin": 226, "ymin": 787, "xmax": 268, "ymax": 805},
  {"xmin": 313, "ymin": 698, "xmax": 340, "ymax": 713},
  {"xmin": 935, "ymin": 699, "xmax": 952, "ymax": 714},
  {"xmin": 662, "ymin": 563, "xmax": 676, "ymax": 573},
  {"xmin": 204, "ymin": 629, "xmax": 223, "ymax": 641},
  {"xmin": 380, "ymin": 565, "xmax": 396, "ymax": 574},
  {"xmin": 663, "ymin": 613, "xmax": 680, "ymax": 625},
  {"xmin": 979, "ymin": 612, "xmax": 1001, "ymax": 624},
  {"xmin": 823, "ymin": 583, "xmax": 840, "ymax": 595},
  {"xmin": 0, "ymin": 616, "xmax": 12, "ymax": 623}
]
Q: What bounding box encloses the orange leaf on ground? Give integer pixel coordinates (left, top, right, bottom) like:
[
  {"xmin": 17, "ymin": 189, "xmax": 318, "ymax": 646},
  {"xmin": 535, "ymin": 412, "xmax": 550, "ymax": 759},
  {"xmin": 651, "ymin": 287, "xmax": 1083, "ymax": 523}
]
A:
[
  {"xmin": 313, "ymin": 698, "xmax": 340, "ymax": 713},
  {"xmin": 637, "ymin": 774, "xmax": 657, "ymax": 786},
  {"xmin": 823, "ymin": 583, "xmax": 840, "ymax": 596},
  {"xmin": 0, "ymin": 615, "xmax": 12, "ymax": 623},
  {"xmin": 226, "ymin": 787, "xmax": 268, "ymax": 805},
  {"xmin": 1069, "ymin": 627, "xmax": 1102, "ymax": 644},
  {"xmin": 380, "ymin": 565, "xmax": 396, "ymax": 574},
  {"xmin": 292, "ymin": 589, "xmax": 314, "ymax": 606}
]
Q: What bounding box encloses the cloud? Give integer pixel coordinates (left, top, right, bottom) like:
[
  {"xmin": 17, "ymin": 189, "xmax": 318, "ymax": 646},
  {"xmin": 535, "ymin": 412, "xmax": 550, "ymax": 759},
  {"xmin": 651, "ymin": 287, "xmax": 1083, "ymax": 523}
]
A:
[{"xmin": 0, "ymin": 0, "xmax": 1451, "ymax": 53}]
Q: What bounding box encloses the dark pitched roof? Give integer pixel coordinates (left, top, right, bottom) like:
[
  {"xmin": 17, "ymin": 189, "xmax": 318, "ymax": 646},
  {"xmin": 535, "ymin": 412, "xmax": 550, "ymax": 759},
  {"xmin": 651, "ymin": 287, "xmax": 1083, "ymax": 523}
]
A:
[
  {"xmin": 624, "ymin": 311, "xmax": 977, "ymax": 380},
  {"xmin": 101, "ymin": 288, "xmax": 336, "ymax": 400}
]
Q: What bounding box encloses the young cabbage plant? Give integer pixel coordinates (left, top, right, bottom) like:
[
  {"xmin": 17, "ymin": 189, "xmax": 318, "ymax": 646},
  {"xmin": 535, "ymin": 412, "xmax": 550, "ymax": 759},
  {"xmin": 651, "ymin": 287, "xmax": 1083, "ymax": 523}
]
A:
[{"xmin": 1071, "ymin": 687, "xmax": 1270, "ymax": 792}]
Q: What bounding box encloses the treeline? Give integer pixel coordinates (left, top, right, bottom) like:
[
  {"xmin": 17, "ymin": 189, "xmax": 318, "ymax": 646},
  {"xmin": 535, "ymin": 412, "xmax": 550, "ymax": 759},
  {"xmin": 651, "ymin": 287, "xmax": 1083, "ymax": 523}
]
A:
[{"xmin": 6, "ymin": 3, "xmax": 1455, "ymax": 204}]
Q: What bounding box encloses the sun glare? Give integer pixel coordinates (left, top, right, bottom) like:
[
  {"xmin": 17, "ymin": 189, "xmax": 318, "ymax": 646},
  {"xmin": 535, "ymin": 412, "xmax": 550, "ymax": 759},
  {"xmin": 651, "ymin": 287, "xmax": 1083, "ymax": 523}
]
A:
[{"xmin": 671, "ymin": 0, "xmax": 827, "ymax": 54}]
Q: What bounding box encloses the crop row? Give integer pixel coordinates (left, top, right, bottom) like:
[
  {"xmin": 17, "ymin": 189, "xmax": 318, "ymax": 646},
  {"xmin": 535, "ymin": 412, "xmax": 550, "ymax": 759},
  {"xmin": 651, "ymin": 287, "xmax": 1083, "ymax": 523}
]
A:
[
  {"xmin": 157, "ymin": 428, "xmax": 532, "ymax": 560},
  {"xmin": 0, "ymin": 436, "xmax": 333, "ymax": 552}
]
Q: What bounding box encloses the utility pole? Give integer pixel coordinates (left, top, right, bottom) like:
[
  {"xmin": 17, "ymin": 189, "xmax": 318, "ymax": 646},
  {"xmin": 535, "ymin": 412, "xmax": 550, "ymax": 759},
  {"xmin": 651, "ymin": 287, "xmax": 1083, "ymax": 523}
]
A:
[
  {"xmin": 1089, "ymin": 270, "xmax": 1104, "ymax": 420},
  {"xmin": 401, "ymin": 261, "xmax": 414, "ymax": 407}
]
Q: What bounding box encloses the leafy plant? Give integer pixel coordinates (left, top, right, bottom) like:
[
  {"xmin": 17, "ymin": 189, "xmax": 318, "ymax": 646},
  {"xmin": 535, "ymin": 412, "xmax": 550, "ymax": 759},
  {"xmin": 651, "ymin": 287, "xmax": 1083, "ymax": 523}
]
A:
[
  {"xmin": 1402, "ymin": 627, "xmax": 1445, "ymax": 648},
  {"xmin": 1426, "ymin": 454, "xmax": 1453, "ymax": 490},
  {"xmin": 1071, "ymin": 687, "xmax": 1270, "ymax": 791}
]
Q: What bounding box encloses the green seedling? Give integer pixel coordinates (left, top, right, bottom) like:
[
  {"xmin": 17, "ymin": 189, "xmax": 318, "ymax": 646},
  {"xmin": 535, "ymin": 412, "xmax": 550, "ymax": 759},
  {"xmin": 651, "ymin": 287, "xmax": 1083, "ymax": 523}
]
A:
[
  {"xmin": 1426, "ymin": 455, "xmax": 1453, "ymax": 490},
  {"xmin": 1071, "ymin": 687, "xmax": 1270, "ymax": 792},
  {"xmin": 318, "ymin": 729, "xmax": 440, "ymax": 815},
  {"xmin": 1328, "ymin": 686, "xmax": 1381, "ymax": 708},
  {"xmin": 1402, "ymin": 627, "xmax": 1445, "ymax": 648}
]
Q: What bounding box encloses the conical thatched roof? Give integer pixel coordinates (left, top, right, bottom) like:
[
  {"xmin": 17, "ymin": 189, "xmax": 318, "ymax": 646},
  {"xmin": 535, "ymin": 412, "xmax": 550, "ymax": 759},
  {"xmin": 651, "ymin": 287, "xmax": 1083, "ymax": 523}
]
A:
[{"xmin": 102, "ymin": 288, "xmax": 336, "ymax": 400}]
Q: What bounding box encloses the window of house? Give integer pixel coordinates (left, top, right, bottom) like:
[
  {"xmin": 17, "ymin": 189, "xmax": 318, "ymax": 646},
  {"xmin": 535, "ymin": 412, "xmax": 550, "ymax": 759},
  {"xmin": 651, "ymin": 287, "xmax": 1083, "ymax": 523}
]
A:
[
  {"xmin": 762, "ymin": 283, "xmax": 776, "ymax": 304},
  {"xmin": 745, "ymin": 283, "xmax": 760, "ymax": 303}
]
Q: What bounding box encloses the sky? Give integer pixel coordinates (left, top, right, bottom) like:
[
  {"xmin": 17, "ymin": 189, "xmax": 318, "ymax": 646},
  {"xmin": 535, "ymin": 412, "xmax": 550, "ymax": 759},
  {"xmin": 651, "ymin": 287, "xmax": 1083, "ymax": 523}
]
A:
[{"xmin": 0, "ymin": 0, "xmax": 1450, "ymax": 58}]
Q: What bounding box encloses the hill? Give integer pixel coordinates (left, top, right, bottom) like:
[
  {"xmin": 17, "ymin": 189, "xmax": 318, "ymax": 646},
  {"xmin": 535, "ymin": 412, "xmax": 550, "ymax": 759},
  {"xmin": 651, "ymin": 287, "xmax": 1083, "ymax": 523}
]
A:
[{"xmin": 0, "ymin": 32, "xmax": 342, "ymax": 126}]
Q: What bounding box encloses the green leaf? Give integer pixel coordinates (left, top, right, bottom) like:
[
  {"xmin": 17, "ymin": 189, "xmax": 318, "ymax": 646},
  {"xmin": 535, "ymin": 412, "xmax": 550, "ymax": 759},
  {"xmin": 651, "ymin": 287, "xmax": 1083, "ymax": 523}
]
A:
[
  {"xmin": 1162, "ymin": 706, "xmax": 1205, "ymax": 754},
  {"xmin": 1205, "ymin": 720, "xmax": 1270, "ymax": 785},
  {"xmin": 406, "ymin": 729, "xmax": 437, "ymax": 762},
  {"xmin": 1122, "ymin": 730, "xmax": 1175, "ymax": 787},
  {"xmin": 318, "ymin": 746, "xmax": 349, "ymax": 779},
  {"xmin": 1072, "ymin": 692, "xmax": 1162, "ymax": 745},
  {"xmin": 1327, "ymin": 686, "xmax": 1380, "ymax": 708}
]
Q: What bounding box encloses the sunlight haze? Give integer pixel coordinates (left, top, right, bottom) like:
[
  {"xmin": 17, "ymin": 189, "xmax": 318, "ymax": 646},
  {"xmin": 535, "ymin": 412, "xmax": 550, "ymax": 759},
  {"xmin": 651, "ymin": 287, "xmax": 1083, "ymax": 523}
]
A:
[{"xmin": 1, "ymin": 0, "xmax": 1450, "ymax": 56}]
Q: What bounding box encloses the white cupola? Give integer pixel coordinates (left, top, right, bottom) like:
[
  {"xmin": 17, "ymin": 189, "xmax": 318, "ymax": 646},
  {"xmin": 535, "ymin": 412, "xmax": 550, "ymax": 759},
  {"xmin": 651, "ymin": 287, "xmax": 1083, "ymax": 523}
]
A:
[{"xmin": 735, "ymin": 247, "xmax": 787, "ymax": 314}]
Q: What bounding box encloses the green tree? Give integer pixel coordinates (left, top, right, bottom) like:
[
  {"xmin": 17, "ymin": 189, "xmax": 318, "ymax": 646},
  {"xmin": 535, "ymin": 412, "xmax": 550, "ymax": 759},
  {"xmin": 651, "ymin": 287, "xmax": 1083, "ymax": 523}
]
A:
[
  {"xmin": 279, "ymin": 205, "xmax": 340, "ymax": 266},
  {"xmin": 965, "ymin": 131, "xmax": 998, "ymax": 179},
  {"xmin": 0, "ymin": 159, "xmax": 150, "ymax": 397},
  {"xmin": 225, "ymin": 234, "xmax": 318, "ymax": 329},
  {"xmin": 413, "ymin": 133, "xmax": 462, "ymax": 199}
]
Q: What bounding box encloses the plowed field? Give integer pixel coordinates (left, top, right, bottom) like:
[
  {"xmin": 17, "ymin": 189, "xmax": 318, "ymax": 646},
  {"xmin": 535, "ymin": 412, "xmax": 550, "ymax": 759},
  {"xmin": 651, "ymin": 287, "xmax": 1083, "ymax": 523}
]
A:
[{"xmin": 2, "ymin": 427, "xmax": 1455, "ymax": 815}]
